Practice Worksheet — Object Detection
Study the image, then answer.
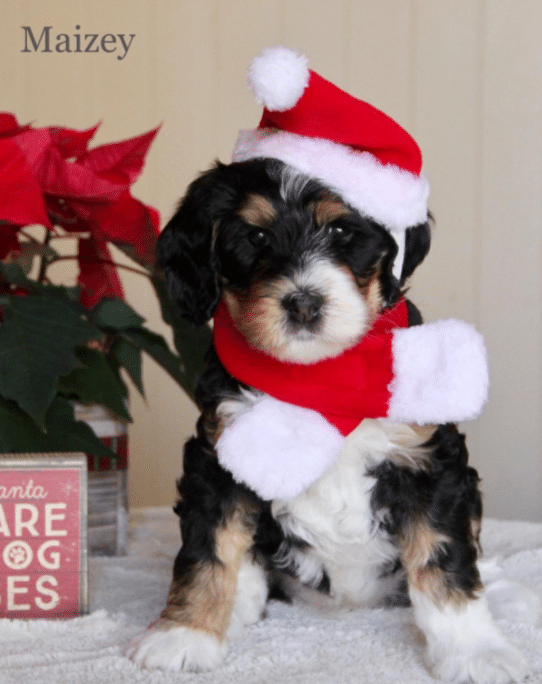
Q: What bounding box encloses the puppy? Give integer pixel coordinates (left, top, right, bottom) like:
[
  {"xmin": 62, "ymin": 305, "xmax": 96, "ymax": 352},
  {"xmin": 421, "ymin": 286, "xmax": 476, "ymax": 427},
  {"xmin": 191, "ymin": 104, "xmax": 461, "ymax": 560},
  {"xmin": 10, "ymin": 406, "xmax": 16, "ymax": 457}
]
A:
[{"xmin": 127, "ymin": 157, "xmax": 528, "ymax": 683}]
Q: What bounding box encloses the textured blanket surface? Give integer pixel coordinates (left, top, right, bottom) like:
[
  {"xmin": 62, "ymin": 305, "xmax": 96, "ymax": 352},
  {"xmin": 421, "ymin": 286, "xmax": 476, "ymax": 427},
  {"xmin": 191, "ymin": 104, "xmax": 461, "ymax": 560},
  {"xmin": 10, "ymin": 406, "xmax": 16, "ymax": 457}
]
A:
[{"xmin": 1, "ymin": 507, "xmax": 541, "ymax": 684}]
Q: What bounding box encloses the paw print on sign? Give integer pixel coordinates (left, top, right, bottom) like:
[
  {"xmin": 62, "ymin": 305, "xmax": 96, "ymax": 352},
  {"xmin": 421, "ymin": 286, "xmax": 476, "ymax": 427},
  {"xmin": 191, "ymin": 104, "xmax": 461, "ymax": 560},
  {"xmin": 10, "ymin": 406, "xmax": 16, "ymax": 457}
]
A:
[{"xmin": 3, "ymin": 541, "xmax": 33, "ymax": 570}]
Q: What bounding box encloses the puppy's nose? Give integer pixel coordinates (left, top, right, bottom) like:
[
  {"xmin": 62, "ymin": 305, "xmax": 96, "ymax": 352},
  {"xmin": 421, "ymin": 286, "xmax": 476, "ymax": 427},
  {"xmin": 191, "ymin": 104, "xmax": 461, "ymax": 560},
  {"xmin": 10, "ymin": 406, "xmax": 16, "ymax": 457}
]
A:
[{"xmin": 282, "ymin": 291, "xmax": 324, "ymax": 327}]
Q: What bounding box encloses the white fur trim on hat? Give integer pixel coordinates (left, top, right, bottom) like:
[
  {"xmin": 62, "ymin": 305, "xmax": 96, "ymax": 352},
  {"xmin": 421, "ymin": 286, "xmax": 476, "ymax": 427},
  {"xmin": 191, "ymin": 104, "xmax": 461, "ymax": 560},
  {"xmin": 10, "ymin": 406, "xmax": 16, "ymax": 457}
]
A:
[
  {"xmin": 248, "ymin": 46, "xmax": 310, "ymax": 112},
  {"xmin": 387, "ymin": 319, "xmax": 489, "ymax": 424},
  {"xmin": 232, "ymin": 128, "xmax": 430, "ymax": 235}
]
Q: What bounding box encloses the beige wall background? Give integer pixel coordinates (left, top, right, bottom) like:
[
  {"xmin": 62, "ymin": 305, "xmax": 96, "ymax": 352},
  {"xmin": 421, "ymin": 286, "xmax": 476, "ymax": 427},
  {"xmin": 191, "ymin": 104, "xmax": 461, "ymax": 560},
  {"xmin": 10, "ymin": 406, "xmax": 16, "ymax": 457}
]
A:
[{"xmin": 3, "ymin": 0, "xmax": 542, "ymax": 521}]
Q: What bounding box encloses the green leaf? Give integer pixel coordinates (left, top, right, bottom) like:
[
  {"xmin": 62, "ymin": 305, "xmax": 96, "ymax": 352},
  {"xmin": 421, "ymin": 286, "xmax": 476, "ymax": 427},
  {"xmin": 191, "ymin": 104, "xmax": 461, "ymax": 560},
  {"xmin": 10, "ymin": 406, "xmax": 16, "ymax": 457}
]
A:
[
  {"xmin": 92, "ymin": 297, "xmax": 146, "ymax": 330},
  {"xmin": 110, "ymin": 337, "xmax": 144, "ymax": 396},
  {"xmin": 0, "ymin": 295, "xmax": 99, "ymax": 427},
  {"xmin": 171, "ymin": 322, "xmax": 211, "ymax": 400},
  {"xmin": 0, "ymin": 262, "xmax": 37, "ymax": 290},
  {"xmin": 151, "ymin": 275, "xmax": 212, "ymax": 401},
  {"xmin": 121, "ymin": 327, "xmax": 186, "ymax": 389},
  {"xmin": 58, "ymin": 347, "xmax": 132, "ymax": 422},
  {"xmin": 0, "ymin": 395, "xmax": 116, "ymax": 458}
]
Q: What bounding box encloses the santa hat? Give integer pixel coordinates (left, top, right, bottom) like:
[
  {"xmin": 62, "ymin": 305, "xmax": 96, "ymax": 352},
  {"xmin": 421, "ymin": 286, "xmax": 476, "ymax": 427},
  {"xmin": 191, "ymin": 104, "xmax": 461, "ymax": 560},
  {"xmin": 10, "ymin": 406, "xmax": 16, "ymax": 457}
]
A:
[{"xmin": 232, "ymin": 46, "xmax": 430, "ymax": 279}]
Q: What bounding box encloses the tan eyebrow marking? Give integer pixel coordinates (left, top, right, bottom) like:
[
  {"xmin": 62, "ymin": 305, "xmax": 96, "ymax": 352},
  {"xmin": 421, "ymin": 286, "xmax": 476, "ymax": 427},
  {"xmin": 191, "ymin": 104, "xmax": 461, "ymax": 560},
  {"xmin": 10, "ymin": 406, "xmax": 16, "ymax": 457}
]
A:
[
  {"xmin": 312, "ymin": 198, "xmax": 351, "ymax": 226},
  {"xmin": 238, "ymin": 193, "xmax": 277, "ymax": 227}
]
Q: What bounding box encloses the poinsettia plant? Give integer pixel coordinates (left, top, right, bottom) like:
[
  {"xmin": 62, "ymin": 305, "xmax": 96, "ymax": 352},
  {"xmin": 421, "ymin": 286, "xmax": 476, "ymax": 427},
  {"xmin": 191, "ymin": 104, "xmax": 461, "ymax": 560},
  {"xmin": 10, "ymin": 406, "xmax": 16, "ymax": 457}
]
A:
[{"xmin": 0, "ymin": 113, "xmax": 211, "ymax": 457}]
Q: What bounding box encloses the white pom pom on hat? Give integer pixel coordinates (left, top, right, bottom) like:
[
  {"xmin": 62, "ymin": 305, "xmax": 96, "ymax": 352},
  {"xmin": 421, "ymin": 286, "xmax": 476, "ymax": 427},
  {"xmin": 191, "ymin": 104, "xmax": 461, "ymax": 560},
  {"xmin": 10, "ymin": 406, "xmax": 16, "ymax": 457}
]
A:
[{"xmin": 248, "ymin": 46, "xmax": 310, "ymax": 112}]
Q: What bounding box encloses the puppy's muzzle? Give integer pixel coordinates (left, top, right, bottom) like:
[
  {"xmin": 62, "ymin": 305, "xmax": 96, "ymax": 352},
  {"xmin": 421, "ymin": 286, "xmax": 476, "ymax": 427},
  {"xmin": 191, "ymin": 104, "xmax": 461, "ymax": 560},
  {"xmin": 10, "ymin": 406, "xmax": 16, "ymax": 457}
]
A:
[{"xmin": 282, "ymin": 290, "xmax": 324, "ymax": 330}]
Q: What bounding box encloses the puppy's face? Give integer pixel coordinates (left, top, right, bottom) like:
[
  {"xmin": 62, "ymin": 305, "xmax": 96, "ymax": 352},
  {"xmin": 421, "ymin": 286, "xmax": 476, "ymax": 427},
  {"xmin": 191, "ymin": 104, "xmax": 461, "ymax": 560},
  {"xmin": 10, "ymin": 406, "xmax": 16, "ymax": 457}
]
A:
[
  {"xmin": 217, "ymin": 167, "xmax": 396, "ymax": 364},
  {"xmin": 158, "ymin": 159, "xmax": 429, "ymax": 363}
]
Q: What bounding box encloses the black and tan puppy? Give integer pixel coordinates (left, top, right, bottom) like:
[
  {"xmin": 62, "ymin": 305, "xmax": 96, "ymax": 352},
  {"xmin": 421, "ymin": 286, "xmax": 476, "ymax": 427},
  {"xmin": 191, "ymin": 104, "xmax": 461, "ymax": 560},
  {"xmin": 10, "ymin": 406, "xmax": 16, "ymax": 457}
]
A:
[{"xmin": 128, "ymin": 48, "xmax": 530, "ymax": 683}]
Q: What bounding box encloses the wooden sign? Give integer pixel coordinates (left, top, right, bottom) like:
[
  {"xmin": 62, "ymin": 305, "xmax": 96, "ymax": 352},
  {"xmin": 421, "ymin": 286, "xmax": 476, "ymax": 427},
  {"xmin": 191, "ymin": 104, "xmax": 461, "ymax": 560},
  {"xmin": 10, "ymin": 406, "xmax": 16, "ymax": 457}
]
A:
[{"xmin": 0, "ymin": 454, "xmax": 88, "ymax": 618}]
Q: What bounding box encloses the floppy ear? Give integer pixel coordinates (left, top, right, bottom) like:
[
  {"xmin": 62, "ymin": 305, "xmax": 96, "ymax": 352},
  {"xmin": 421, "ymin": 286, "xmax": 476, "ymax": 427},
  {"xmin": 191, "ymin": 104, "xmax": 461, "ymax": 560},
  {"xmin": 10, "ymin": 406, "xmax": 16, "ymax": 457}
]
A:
[
  {"xmin": 399, "ymin": 217, "xmax": 432, "ymax": 285},
  {"xmin": 157, "ymin": 163, "xmax": 229, "ymax": 325}
]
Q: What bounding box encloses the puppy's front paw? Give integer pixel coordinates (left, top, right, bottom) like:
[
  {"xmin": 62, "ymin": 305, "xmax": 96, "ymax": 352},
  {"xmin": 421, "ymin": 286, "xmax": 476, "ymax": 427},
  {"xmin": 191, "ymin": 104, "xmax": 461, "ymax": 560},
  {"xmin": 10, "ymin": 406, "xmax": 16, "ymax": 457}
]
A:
[
  {"xmin": 126, "ymin": 621, "xmax": 226, "ymax": 672},
  {"xmin": 430, "ymin": 643, "xmax": 527, "ymax": 684}
]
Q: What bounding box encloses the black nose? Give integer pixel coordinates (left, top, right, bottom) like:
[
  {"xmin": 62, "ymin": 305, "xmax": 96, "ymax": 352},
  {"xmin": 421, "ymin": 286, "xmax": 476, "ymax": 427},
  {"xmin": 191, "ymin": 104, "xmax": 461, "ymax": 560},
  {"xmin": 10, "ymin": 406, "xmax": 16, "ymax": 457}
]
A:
[{"xmin": 282, "ymin": 291, "xmax": 324, "ymax": 328}]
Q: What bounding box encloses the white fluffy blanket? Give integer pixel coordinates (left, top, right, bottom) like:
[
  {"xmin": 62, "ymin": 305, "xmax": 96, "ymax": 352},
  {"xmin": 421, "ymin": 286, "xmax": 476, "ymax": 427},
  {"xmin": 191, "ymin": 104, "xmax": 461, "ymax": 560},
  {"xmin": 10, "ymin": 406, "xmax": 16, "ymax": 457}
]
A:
[{"xmin": 1, "ymin": 507, "xmax": 542, "ymax": 684}]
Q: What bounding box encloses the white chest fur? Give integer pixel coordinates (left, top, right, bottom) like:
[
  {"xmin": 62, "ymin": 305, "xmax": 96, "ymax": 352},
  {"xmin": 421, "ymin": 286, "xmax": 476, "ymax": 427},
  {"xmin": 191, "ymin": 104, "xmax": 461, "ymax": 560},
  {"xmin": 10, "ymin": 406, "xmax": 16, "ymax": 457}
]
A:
[{"xmin": 271, "ymin": 419, "xmax": 411, "ymax": 608}]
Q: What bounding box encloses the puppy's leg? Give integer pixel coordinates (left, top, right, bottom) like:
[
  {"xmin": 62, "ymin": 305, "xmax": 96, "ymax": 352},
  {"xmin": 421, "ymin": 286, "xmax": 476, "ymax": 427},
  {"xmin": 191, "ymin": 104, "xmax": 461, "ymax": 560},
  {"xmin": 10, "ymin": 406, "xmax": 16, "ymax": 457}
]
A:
[
  {"xmin": 128, "ymin": 437, "xmax": 267, "ymax": 672},
  {"xmin": 402, "ymin": 520, "xmax": 527, "ymax": 684},
  {"xmin": 128, "ymin": 510, "xmax": 261, "ymax": 671},
  {"xmin": 368, "ymin": 424, "xmax": 528, "ymax": 683}
]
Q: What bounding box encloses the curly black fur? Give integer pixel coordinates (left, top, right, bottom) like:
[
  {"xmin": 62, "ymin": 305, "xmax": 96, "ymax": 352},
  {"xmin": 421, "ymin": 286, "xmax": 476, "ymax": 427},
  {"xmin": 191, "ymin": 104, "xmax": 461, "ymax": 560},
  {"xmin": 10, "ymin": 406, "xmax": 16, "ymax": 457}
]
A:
[{"xmin": 369, "ymin": 424, "xmax": 483, "ymax": 600}]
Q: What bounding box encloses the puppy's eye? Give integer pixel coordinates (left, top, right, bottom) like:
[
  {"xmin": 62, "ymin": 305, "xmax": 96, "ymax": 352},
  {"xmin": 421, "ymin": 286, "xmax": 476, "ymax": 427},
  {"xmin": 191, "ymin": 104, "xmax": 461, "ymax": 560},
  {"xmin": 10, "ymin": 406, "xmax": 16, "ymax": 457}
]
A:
[
  {"xmin": 248, "ymin": 230, "xmax": 269, "ymax": 247},
  {"xmin": 326, "ymin": 223, "xmax": 351, "ymax": 240}
]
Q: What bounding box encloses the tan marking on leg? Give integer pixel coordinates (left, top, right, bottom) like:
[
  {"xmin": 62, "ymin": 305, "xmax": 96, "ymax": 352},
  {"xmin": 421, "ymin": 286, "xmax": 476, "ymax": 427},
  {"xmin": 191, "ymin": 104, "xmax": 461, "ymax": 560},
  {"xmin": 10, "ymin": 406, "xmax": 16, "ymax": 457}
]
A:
[
  {"xmin": 161, "ymin": 506, "xmax": 256, "ymax": 641},
  {"xmin": 402, "ymin": 520, "xmax": 450, "ymax": 571},
  {"xmin": 401, "ymin": 520, "xmax": 482, "ymax": 609}
]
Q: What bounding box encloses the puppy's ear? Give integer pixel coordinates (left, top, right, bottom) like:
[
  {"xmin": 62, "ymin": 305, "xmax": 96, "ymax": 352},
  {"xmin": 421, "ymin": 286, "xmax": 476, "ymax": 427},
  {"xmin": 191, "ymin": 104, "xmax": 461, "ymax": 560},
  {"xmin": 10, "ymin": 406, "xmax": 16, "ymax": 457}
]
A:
[
  {"xmin": 157, "ymin": 163, "xmax": 229, "ymax": 325},
  {"xmin": 399, "ymin": 218, "xmax": 432, "ymax": 284}
]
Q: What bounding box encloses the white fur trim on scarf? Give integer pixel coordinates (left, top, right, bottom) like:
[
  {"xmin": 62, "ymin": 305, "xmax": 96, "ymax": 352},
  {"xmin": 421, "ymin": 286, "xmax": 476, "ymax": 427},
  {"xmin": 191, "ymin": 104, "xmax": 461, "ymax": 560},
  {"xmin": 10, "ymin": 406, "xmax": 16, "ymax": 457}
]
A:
[
  {"xmin": 387, "ymin": 319, "xmax": 489, "ymax": 424},
  {"xmin": 232, "ymin": 128, "xmax": 430, "ymax": 235},
  {"xmin": 248, "ymin": 46, "xmax": 310, "ymax": 112},
  {"xmin": 216, "ymin": 395, "xmax": 345, "ymax": 501}
]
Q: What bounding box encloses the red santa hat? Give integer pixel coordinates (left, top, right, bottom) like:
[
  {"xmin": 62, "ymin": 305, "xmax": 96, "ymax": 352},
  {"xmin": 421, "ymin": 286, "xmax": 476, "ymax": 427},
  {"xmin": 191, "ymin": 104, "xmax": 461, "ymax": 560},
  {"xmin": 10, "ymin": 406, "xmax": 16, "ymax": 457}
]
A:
[{"xmin": 232, "ymin": 46, "xmax": 430, "ymax": 278}]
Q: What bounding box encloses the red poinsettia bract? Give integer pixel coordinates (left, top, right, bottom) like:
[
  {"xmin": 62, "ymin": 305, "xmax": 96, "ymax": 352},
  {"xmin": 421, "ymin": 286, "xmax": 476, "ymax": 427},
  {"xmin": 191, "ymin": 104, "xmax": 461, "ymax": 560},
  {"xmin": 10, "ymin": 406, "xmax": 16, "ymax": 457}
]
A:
[{"xmin": 0, "ymin": 112, "xmax": 160, "ymax": 308}]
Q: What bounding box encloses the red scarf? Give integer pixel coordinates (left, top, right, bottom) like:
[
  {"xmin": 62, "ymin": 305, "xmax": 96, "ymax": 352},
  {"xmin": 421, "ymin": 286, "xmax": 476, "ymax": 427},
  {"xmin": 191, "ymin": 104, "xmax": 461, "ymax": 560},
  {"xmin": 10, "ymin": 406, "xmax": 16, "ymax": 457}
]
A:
[{"xmin": 213, "ymin": 298, "xmax": 409, "ymax": 436}]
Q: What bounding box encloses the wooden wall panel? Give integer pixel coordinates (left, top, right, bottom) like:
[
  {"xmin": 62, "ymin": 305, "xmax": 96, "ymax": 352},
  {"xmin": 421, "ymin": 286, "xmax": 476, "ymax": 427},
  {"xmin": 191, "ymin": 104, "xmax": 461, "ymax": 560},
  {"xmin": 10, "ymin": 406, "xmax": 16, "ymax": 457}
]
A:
[
  {"xmin": 476, "ymin": 0, "xmax": 542, "ymax": 520},
  {"xmin": 410, "ymin": 0, "xmax": 482, "ymax": 324},
  {"xmin": 348, "ymin": 0, "xmax": 415, "ymax": 130},
  {"xmin": 281, "ymin": 0, "xmax": 349, "ymax": 87}
]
